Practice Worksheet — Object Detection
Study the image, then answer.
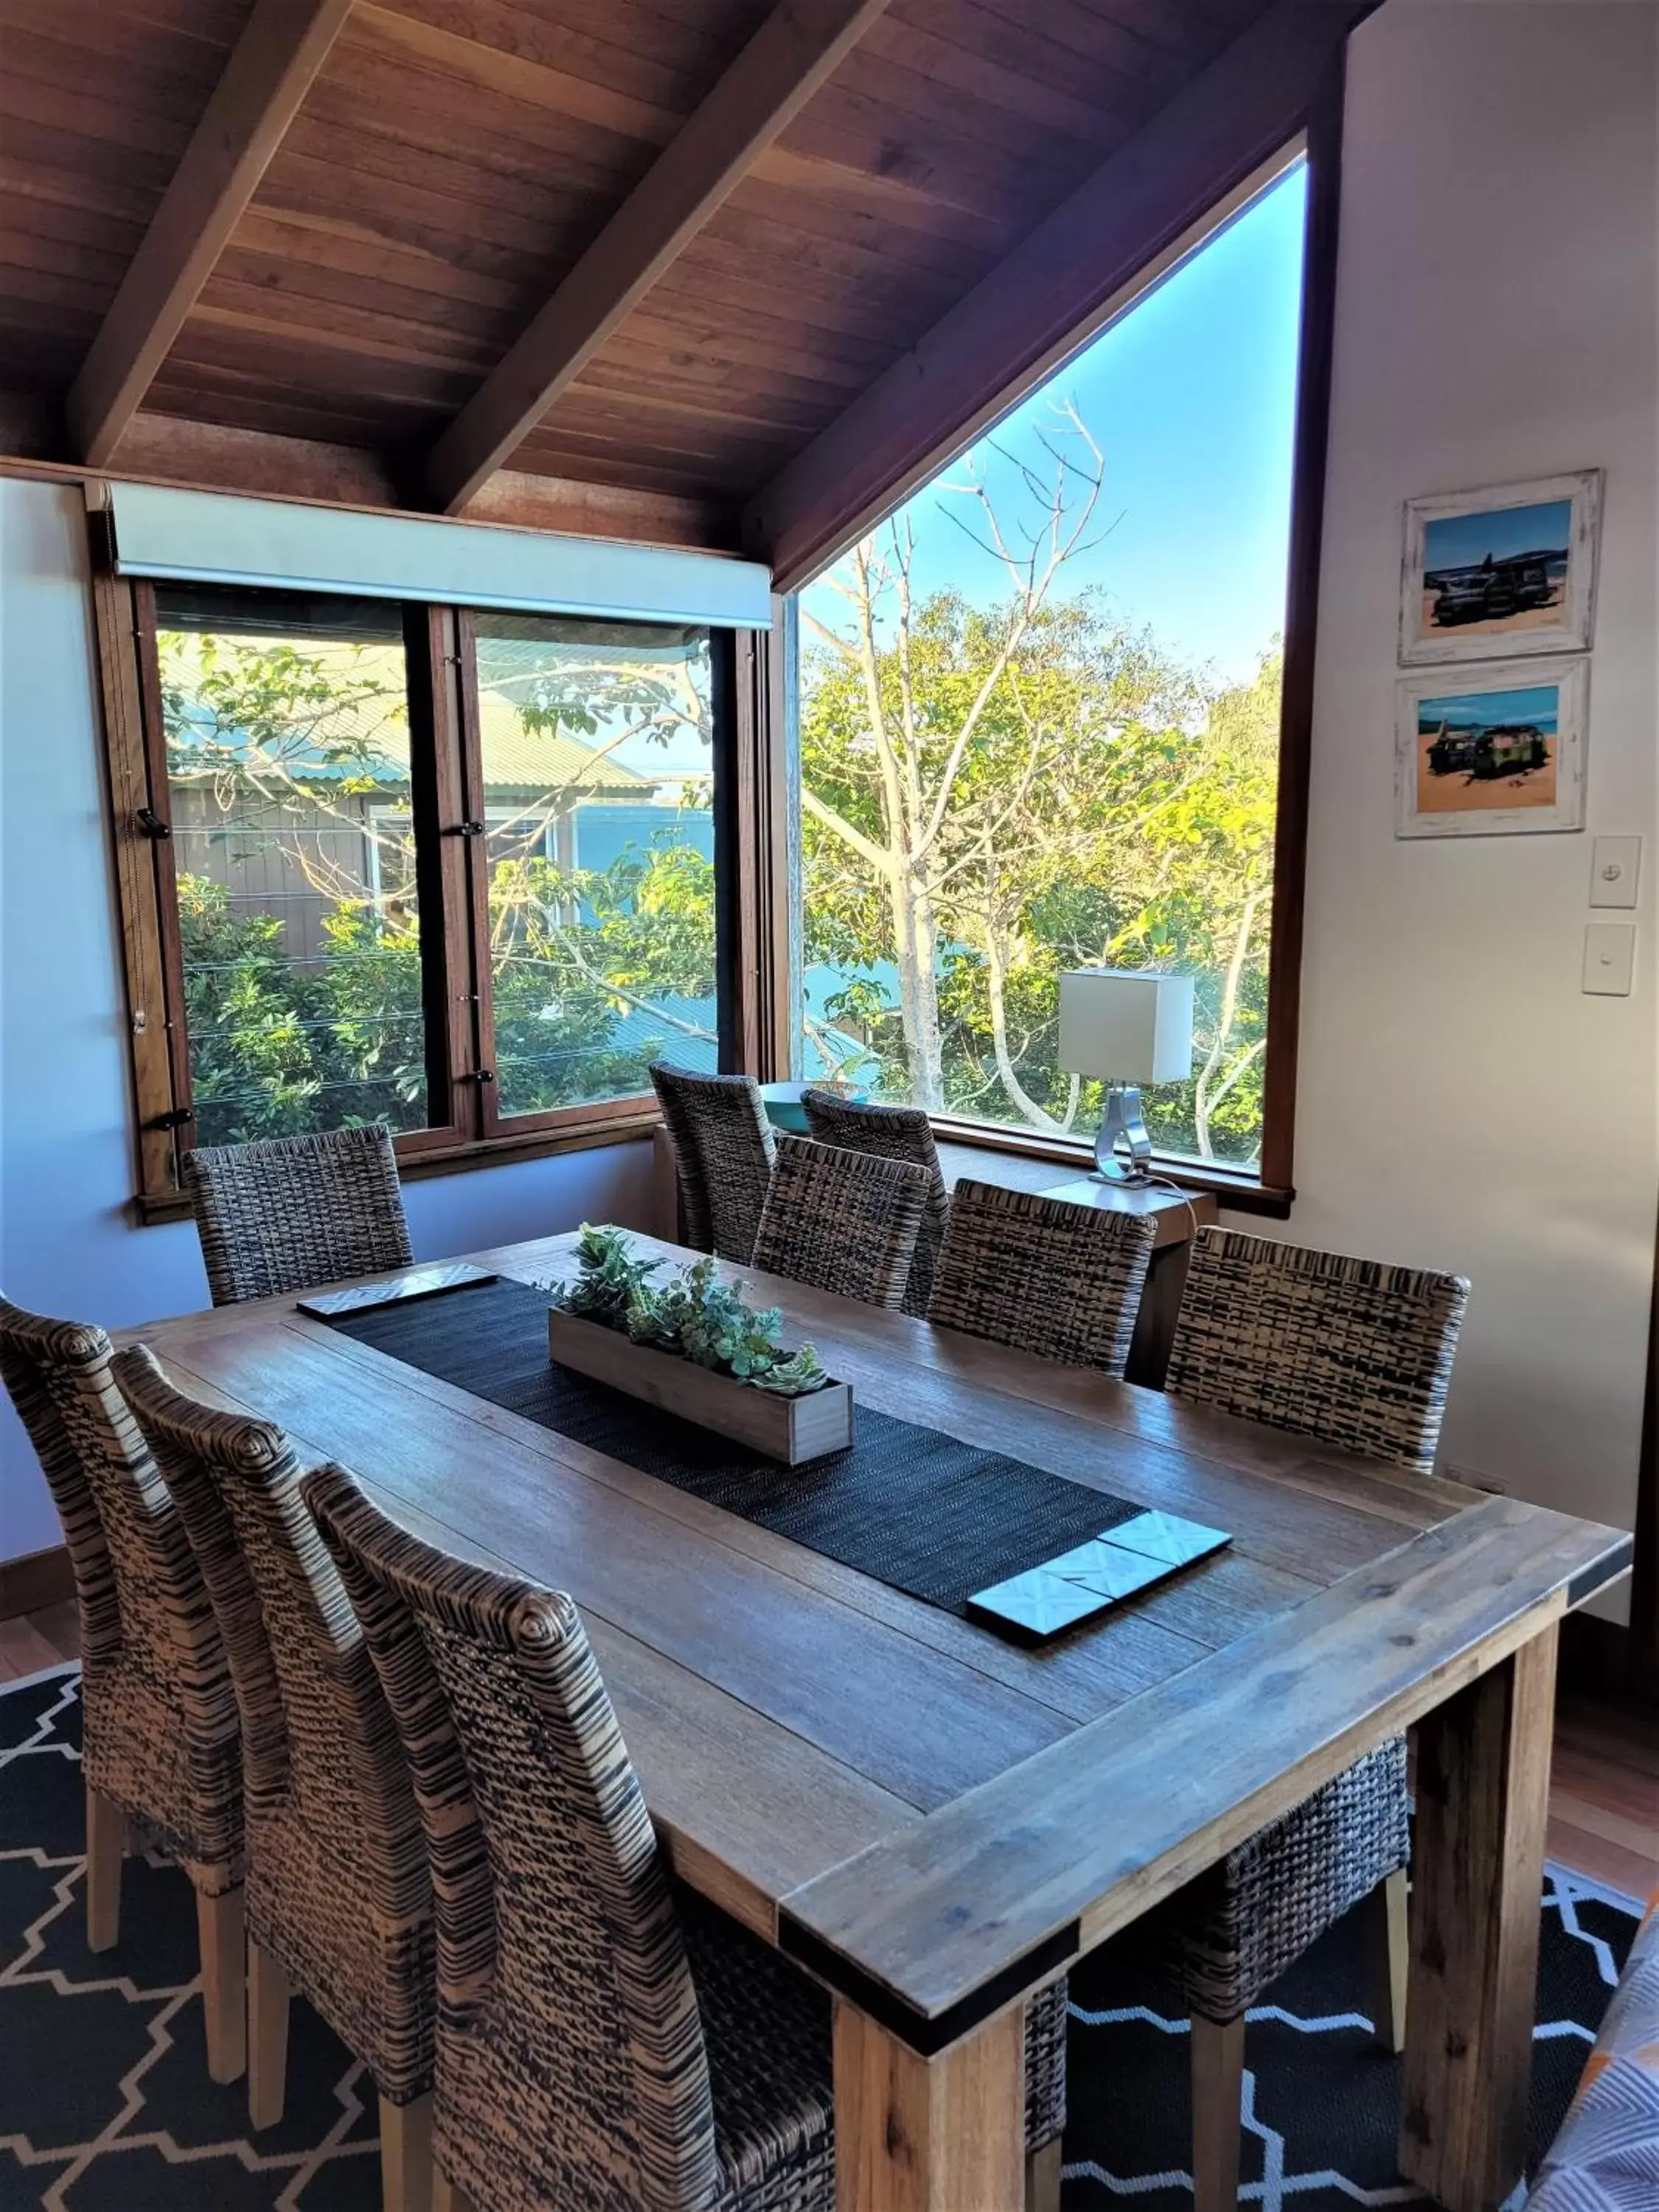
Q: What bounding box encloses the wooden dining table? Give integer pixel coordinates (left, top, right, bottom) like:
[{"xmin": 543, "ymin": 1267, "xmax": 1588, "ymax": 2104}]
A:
[{"xmin": 123, "ymin": 1229, "xmax": 1632, "ymax": 2212}]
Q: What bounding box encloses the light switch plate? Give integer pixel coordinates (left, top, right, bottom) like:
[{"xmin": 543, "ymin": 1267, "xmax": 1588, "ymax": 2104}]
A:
[
  {"xmin": 1590, "ymin": 835, "xmax": 1642, "ymax": 909},
  {"xmin": 1582, "ymin": 922, "xmax": 1636, "ymax": 996}
]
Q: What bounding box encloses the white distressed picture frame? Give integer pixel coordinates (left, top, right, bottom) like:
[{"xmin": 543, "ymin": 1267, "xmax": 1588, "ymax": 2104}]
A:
[
  {"xmin": 1399, "ymin": 469, "xmax": 1601, "ymax": 665},
  {"xmin": 1395, "ymin": 657, "xmax": 1589, "ymax": 838}
]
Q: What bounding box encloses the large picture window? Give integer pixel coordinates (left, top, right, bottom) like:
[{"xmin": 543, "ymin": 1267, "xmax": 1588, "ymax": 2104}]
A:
[
  {"xmin": 789, "ymin": 162, "xmax": 1313, "ymax": 1192},
  {"xmin": 105, "ymin": 575, "xmax": 732, "ymax": 1211}
]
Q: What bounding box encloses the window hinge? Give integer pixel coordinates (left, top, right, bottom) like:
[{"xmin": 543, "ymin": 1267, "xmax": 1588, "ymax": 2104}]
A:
[
  {"xmin": 446, "ymin": 820, "xmax": 485, "ymax": 837},
  {"xmin": 135, "ymin": 807, "xmax": 170, "ymax": 840},
  {"xmin": 463, "ymin": 1068, "xmax": 495, "ymax": 1085},
  {"xmin": 147, "ymin": 1107, "xmax": 195, "ymax": 1131}
]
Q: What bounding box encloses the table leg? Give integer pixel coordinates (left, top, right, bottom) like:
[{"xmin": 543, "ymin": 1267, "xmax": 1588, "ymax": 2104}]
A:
[
  {"xmin": 1125, "ymin": 1242, "xmax": 1193, "ymax": 1390},
  {"xmin": 833, "ymin": 1997, "xmax": 1026, "ymax": 2211},
  {"xmin": 1398, "ymin": 1621, "xmax": 1558, "ymax": 2212}
]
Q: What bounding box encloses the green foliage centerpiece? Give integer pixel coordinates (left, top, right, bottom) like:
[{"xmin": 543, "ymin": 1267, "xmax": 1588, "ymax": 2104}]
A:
[
  {"xmin": 556, "ymin": 1225, "xmax": 830, "ymax": 1394},
  {"xmin": 545, "ymin": 1227, "xmax": 851, "ymax": 1466}
]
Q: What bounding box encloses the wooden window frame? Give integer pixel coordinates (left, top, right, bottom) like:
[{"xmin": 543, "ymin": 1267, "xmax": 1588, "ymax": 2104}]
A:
[
  {"xmin": 759, "ymin": 83, "xmax": 1347, "ymax": 1222},
  {"xmin": 91, "ymin": 514, "xmax": 747, "ymax": 1220}
]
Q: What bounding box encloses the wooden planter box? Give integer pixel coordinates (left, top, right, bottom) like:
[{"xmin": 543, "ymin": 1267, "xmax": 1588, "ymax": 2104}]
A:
[{"xmin": 546, "ymin": 1310, "xmax": 853, "ymax": 1466}]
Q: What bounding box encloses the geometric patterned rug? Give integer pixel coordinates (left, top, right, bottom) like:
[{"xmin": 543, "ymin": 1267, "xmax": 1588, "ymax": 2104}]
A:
[{"xmin": 1, "ymin": 1666, "xmax": 1638, "ymax": 2211}]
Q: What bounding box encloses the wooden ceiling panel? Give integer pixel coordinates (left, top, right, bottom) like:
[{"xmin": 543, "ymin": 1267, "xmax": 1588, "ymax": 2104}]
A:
[
  {"xmin": 378, "ymin": 0, "xmax": 760, "ymax": 109},
  {"xmin": 0, "ymin": 28, "xmax": 226, "ymax": 141},
  {"xmin": 218, "ymin": 219, "xmax": 518, "ymax": 323},
  {"xmin": 167, "ymin": 310, "xmax": 482, "ymax": 412},
  {"xmin": 0, "ymin": 0, "xmax": 1357, "ymax": 557},
  {"xmin": 509, "ymin": 430, "xmax": 762, "ymax": 499},
  {"xmin": 308, "ymin": 46, "xmax": 652, "ymax": 206},
  {"xmin": 887, "ymin": 0, "xmax": 1176, "ymax": 121},
  {"xmin": 270, "ymin": 122, "xmax": 595, "ymax": 256}
]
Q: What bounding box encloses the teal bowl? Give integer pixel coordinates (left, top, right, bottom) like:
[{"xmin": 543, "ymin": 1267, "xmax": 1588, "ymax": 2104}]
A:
[{"xmin": 759, "ymin": 1080, "xmax": 866, "ymax": 1133}]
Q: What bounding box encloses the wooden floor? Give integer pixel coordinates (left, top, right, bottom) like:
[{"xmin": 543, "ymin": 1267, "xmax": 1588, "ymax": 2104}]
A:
[{"xmin": 4, "ymin": 1601, "xmax": 1655, "ymax": 1901}]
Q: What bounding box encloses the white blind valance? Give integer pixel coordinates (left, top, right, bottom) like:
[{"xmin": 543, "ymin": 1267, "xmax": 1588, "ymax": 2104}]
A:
[{"xmin": 104, "ymin": 483, "xmax": 772, "ymax": 630}]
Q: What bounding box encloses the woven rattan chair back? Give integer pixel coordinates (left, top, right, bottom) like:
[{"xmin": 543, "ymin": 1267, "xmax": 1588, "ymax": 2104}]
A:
[
  {"xmin": 1165, "ymin": 1226, "xmax": 1470, "ymax": 1472},
  {"xmin": 927, "ymin": 1180, "xmax": 1157, "ymax": 1376},
  {"xmin": 114, "ymin": 1347, "xmax": 431, "ymax": 2102},
  {"xmin": 304, "ymin": 1463, "xmax": 719, "ymax": 2212},
  {"xmin": 648, "ymin": 1062, "xmax": 776, "ymax": 1262},
  {"xmin": 751, "ymin": 1133, "xmax": 930, "ymax": 1310},
  {"xmin": 184, "ymin": 1125, "xmax": 414, "ymax": 1307},
  {"xmin": 0, "ymin": 1298, "xmax": 240, "ymax": 1888},
  {"xmin": 800, "ymin": 1091, "xmax": 950, "ymax": 1317}
]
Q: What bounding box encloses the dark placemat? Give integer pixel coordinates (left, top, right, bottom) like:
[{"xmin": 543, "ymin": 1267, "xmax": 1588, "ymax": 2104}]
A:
[{"xmin": 320, "ymin": 1274, "xmax": 1138, "ymax": 1616}]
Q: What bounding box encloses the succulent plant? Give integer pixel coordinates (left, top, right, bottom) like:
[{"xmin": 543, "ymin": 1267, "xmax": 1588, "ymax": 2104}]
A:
[
  {"xmin": 550, "ymin": 1228, "xmax": 830, "ymax": 1398},
  {"xmin": 557, "ymin": 1223, "xmax": 663, "ymax": 1330}
]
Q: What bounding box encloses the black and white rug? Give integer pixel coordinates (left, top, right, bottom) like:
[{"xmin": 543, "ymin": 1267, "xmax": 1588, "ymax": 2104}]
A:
[{"xmin": 1, "ymin": 1666, "xmax": 1638, "ymax": 2210}]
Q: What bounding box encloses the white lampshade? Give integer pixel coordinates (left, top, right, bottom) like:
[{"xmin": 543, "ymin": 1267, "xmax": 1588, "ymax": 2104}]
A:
[{"xmin": 1058, "ymin": 970, "xmax": 1194, "ymax": 1085}]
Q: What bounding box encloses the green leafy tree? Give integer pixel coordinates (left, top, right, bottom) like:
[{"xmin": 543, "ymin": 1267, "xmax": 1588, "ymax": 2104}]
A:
[
  {"xmin": 800, "ymin": 412, "xmax": 1281, "ymax": 1164},
  {"xmin": 162, "ymin": 629, "xmax": 717, "ymax": 1142}
]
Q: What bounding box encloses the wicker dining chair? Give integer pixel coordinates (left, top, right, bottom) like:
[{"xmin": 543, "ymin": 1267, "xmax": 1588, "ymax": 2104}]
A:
[
  {"xmin": 927, "ymin": 1179, "xmax": 1157, "ymax": 1376},
  {"xmin": 0, "ymin": 1297, "xmax": 246, "ymax": 2081},
  {"xmin": 801, "ymin": 1091, "xmax": 950, "ymax": 1318},
  {"xmin": 114, "ymin": 1349, "xmax": 434, "ymax": 2211},
  {"xmin": 751, "ymin": 1133, "xmax": 930, "ymax": 1310},
  {"xmin": 304, "ymin": 1465, "xmax": 1069, "ymax": 2212},
  {"xmin": 1154, "ymin": 1227, "xmax": 1470, "ymax": 2212},
  {"xmin": 649, "ymin": 1062, "xmax": 776, "ymax": 1262},
  {"xmin": 184, "ymin": 1124, "xmax": 414, "ymax": 1307}
]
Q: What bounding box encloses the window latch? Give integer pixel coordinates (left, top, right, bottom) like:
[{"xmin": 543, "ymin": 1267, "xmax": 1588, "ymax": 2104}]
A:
[
  {"xmin": 135, "ymin": 807, "xmax": 170, "ymax": 841},
  {"xmin": 147, "ymin": 1107, "xmax": 195, "ymax": 1131},
  {"xmin": 464, "ymin": 1068, "xmax": 495, "ymax": 1085},
  {"xmin": 447, "ymin": 820, "xmax": 485, "ymax": 838}
]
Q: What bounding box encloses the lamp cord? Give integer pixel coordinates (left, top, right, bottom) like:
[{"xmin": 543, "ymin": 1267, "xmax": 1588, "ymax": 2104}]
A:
[{"xmin": 1134, "ymin": 1172, "xmax": 1206, "ymax": 1246}]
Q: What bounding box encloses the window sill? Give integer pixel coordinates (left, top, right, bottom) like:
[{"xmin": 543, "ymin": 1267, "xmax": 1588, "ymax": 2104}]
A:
[
  {"xmin": 925, "ymin": 1116, "xmax": 1293, "ymax": 1219},
  {"xmin": 129, "ymin": 1108, "xmax": 662, "ymax": 1226}
]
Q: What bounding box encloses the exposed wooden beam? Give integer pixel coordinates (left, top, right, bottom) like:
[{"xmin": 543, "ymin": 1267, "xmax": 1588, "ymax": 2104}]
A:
[
  {"xmin": 425, "ymin": 0, "xmax": 892, "ymax": 518},
  {"xmin": 66, "ymin": 0, "xmax": 355, "ymax": 469},
  {"xmin": 744, "ymin": 0, "xmax": 1380, "ymax": 594}
]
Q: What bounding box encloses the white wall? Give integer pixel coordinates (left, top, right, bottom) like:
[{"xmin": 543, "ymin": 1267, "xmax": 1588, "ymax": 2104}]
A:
[
  {"xmin": 0, "ymin": 476, "xmax": 654, "ymax": 1564},
  {"xmin": 1276, "ymin": 0, "xmax": 1658, "ymax": 1616}
]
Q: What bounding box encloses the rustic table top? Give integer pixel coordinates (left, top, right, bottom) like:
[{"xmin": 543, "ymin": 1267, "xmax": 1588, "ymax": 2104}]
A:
[{"xmin": 122, "ymin": 1229, "xmax": 1631, "ymax": 2053}]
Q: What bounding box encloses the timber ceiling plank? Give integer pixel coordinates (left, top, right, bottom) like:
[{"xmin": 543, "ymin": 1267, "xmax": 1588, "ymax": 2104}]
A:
[
  {"xmin": 424, "ymin": 0, "xmax": 896, "ymax": 515},
  {"xmin": 745, "ymin": 0, "xmax": 1365, "ymax": 588},
  {"xmin": 0, "ymin": 0, "xmax": 1369, "ymax": 552},
  {"xmin": 65, "ymin": 0, "xmax": 354, "ymax": 466}
]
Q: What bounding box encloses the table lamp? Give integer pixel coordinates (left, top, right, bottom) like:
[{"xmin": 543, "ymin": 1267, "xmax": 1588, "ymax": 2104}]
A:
[{"xmin": 1059, "ymin": 969, "xmax": 1194, "ymax": 1184}]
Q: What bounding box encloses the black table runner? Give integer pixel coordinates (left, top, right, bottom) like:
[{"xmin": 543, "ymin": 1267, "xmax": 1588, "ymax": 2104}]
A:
[{"xmin": 321, "ymin": 1276, "xmax": 1136, "ymax": 1616}]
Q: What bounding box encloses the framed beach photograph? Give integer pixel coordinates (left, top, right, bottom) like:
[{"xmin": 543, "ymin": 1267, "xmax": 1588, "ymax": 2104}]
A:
[
  {"xmin": 1395, "ymin": 658, "xmax": 1588, "ymax": 838},
  {"xmin": 1399, "ymin": 470, "xmax": 1601, "ymax": 664}
]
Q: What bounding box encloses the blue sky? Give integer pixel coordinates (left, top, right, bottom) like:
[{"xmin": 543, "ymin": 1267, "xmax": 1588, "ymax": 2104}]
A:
[
  {"xmin": 1419, "ymin": 683, "xmax": 1560, "ymax": 732},
  {"xmin": 801, "ymin": 161, "xmax": 1310, "ymax": 689}
]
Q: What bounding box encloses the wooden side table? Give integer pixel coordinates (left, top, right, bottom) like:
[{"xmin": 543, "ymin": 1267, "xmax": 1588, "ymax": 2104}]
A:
[
  {"xmin": 660, "ymin": 1126, "xmax": 1217, "ymax": 1389},
  {"xmin": 1036, "ymin": 1177, "xmax": 1217, "ymax": 1388},
  {"xmin": 936, "ymin": 1145, "xmax": 1217, "ymax": 1389}
]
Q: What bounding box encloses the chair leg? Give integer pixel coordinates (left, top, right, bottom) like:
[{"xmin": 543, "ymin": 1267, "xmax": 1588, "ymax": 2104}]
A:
[
  {"xmin": 248, "ymin": 1938, "xmax": 291, "ymax": 2129},
  {"xmin": 85, "ymin": 1784, "xmax": 125, "ymax": 1953},
  {"xmin": 381, "ymin": 2090, "xmax": 434, "ymax": 2212},
  {"xmin": 1191, "ymin": 2014, "xmax": 1246, "ymax": 2212},
  {"xmin": 1366, "ymin": 1867, "xmax": 1410, "ymax": 2055},
  {"xmin": 1026, "ymin": 2136, "xmax": 1063, "ymax": 2212},
  {"xmin": 196, "ymin": 1886, "xmax": 247, "ymax": 2084}
]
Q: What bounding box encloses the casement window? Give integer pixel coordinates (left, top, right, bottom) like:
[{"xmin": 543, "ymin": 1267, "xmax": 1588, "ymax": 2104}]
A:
[{"xmin": 96, "ymin": 560, "xmax": 757, "ymax": 1218}]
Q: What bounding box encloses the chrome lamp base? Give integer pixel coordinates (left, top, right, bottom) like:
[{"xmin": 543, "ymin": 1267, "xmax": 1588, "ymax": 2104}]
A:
[{"xmin": 1093, "ymin": 1083, "xmax": 1153, "ymax": 1185}]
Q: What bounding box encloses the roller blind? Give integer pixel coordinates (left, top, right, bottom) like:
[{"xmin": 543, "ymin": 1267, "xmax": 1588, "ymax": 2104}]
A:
[{"xmin": 104, "ymin": 482, "xmax": 772, "ymax": 629}]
